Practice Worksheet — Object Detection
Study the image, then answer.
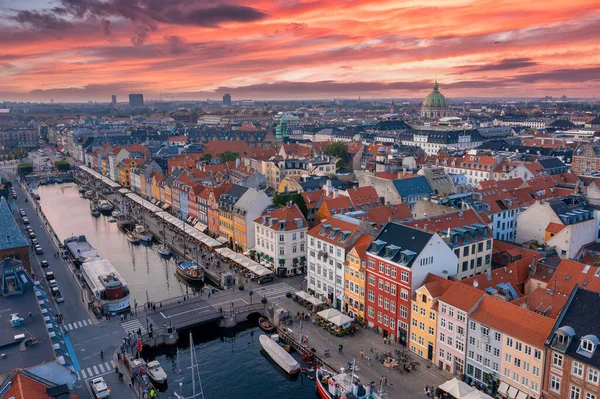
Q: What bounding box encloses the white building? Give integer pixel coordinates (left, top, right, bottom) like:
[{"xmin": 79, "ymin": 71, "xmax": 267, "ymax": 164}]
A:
[
  {"xmin": 254, "ymin": 203, "xmax": 308, "ymax": 277},
  {"xmin": 307, "ymin": 215, "xmax": 375, "ymax": 310},
  {"xmin": 516, "ymin": 197, "xmax": 596, "ymax": 259}
]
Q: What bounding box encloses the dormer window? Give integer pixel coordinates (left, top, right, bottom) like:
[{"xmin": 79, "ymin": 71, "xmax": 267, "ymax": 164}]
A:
[
  {"xmin": 581, "ymin": 339, "xmax": 595, "ymax": 353},
  {"xmin": 557, "ymin": 333, "xmax": 568, "ymax": 345}
]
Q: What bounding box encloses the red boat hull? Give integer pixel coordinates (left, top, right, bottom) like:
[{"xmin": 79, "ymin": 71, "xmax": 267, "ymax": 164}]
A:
[{"xmin": 316, "ymin": 377, "xmax": 331, "ymax": 399}]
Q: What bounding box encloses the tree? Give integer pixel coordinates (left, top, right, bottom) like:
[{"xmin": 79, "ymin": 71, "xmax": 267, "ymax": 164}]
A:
[
  {"xmin": 17, "ymin": 163, "xmax": 33, "ymax": 175},
  {"xmin": 335, "ymin": 159, "xmax": 345, "ymax": 169},
  {"xmin": 324, "ymin": 141, "xmax": 348, "ymax": 162},
  {"xmin": 272, "ymin": 192, "xmax": 308, "ymax": 218},
  {"xmin": 221, "ymin": 151, "xmax": 239, "ymax": 163},
  {"xmin": 201, "ymin": 153, "xmax": 212, "ymax": 162},
  {"xmin": 54, "ymin": 160, "xmax": 71, "ymax": 171}
]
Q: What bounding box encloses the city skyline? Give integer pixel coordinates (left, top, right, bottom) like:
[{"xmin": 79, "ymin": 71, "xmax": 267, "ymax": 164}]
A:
[{"xmin": 0, "ymin": 0, "xmax": 599, "ymax": 102}]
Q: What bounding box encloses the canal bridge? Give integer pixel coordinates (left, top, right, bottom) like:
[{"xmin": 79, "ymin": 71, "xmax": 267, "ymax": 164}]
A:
[{"xmin": 133, "ymin": 296, "xmax": 268, "ymax": 347}]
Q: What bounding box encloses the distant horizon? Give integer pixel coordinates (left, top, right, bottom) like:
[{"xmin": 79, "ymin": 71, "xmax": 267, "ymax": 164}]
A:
[{"xmin": 1, "ymin": 1, "xmax": 599, "ymax": 102}]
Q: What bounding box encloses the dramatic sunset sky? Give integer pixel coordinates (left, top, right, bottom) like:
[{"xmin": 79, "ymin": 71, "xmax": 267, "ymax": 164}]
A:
[{"xmin": 0, "ymin": 0, "xmax": 599, "ymax": 102}]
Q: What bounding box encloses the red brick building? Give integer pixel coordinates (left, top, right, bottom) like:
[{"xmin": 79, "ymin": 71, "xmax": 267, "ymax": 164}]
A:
[
  {"xmin": 572, "ymin": 142, "xmax": 600, "ymax": 176},
  {"xmin": 364, "ymin": 223, "xmax": 458, "ymax": 344}
]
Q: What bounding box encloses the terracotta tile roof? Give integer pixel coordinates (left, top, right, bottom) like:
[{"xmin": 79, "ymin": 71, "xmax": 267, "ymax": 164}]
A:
[
  {"xmin": 323, "ymin": 196, "xmax": 354, "ymax": 213},
  {"xmin": 361, "ymin": 204, "xmax": 412, "ymax": 226},
  {"xmin": 374, "ymin": 171, "xmax": 398, "ymax": 180},
  {"xmin": 281, "ymin": 143, "xmax": 313, "ymax": 158},
  {"xmin": 4, "ymin": 371, "xmax": 53, "ymax": 399},
  {"xmin": 546, "ymin": 222, "xmax": 565, "ymax": 234},
  {"xmin": 479, "ymin": 177, "xmax": 524, "ymax": 191},
  {"xmin": 545, "ymin": 259, "xmax": 600, "ymax": 297},
  {"xmin": 439, "ymin": 282, "xmax": 484, "ymax": 311},
  {"xmin": 493, "ymin": 240, "xmax": 540, "ymax": 259},
  {"xmin": 459, "ymin": 257, "xmax": 532, "ymax": 298},
  {"xmin": 308, "ymin": 216, "xmax": 361, "ymax": 246},
  {"xmin": 345, "ymin": 186, "xmax": 381, "ymax": 208},
  {"xmin": 420, "ymin": 273, "xmax": 454, "ymax": 299},
  {"xmin": 301, "ymin": 190, "xmax": 324, "ymax": 210},
  {"xmin": 254, "ymin": 204, "xmax": 307, "ymax": 231},
  {"xmin": 403, "ymin": 209, "xmax": 487, "ymax": 234},
  {"xmin": 350, "ymin": 235, "xmax": 374, "ymax": 260},
  {"xmin": 469, "ymin": 295, "xmax": 555, "ymax": 347},
  {"xmin": 513, "ymin": 287, "xmax": 569, "ymax": 319}
]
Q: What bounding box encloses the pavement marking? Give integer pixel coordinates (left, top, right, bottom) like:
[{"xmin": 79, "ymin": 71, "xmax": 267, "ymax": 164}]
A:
[
  {"xmin": 77, "ymin": 321, "xmax": 84, "ymax": 328},
  {"xmin": 66, "ymin": 323, "xmax": 73, "ymax": 330},
  {"xmin": 87, "ymin": 318, "xmax": 93, "ymax": 324},
  {"xmin": 86, "ymin": 367, "xmax": 93, "ymax": 376},
  {"xmin": 121, "ymin": 319, "xmax": 147, "ymax": 335},
  {"xmin": 93, "ymin": 365, "xmax": 99, "ymax": 375},
  {"xmin": 110, "ymin": 361, "xmax": 115, "ymax": 368},
  {"xmin": 98, "ymin": 363, "xmax": 105, "ymax": 373},
  {"xmin": 80, "ymin": 369, "xmax": 87, "ymax": 379},
  {"xmin": 82, "ymin": 320, "xmax": 88, "ymax": 327}
]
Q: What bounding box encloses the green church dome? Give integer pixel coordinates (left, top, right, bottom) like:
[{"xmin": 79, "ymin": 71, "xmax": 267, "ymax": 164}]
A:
[{"xmin": 423, "ymin": 81, "xmax": 447, "ymax": 108}]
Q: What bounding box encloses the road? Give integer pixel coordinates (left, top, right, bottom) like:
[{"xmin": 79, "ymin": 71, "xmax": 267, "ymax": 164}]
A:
[{"xmin": 4, "ymin": 166, "xmax": 135, "ymax": 399}]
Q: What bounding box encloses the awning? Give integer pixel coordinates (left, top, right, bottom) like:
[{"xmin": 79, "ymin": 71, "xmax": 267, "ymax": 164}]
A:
[
  {"xmin": 327, "ymin": 313, "xmax": 353, "ymax": 328},
  {"xmin": 515, "ymin": 392, "xmax": 528, "ymax": 399},
  {"xmin": 498, "ymin": 382, "xmax": 509, "ymax": 396},
  {"xmin": 317, "ymin": 308, "xmax": 341, "ymax": 320},
  {"xmin": 215, "ymin": 247, "xmax": 273, "ymax": 277},
  {"xmin": 126, "ymin": 192, "xmax": 162, "ymax": 213},
  {"xmin": 118, "ymin": 188, "xmax": 130, "ymax": 195},
  {"xmin": 507, "ymin": 386, "xmax": 518, "ymax": 399},
  {"xmin": 295, "ymin": 291, "xmax": 310, "ymax": 300},
  {"xmin": 162, "ymin": 203, "xmax": 171, "ymax": 210}
]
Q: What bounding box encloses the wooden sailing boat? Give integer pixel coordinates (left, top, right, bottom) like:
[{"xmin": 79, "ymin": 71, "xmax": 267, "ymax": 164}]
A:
[{"xmin": 174, "ymin": 332, "xmax": 204, "ymax": 399}]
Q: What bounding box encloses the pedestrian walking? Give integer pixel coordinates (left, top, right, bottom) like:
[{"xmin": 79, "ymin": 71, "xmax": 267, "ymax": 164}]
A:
[
  {"xmin": 367, "ymin": 356, "xmax": 371, "ymax": 365},
  {"xmin": 384, "ymin": 376, "xmax": 387, "ymax": 385},
  {"xmin": 360, "ymin": 349, "xmax": 364, "ymax": 359}
]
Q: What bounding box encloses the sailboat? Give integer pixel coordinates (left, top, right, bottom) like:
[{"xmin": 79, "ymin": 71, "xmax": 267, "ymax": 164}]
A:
[
  {"xmin": 158, "ymin": 219, "xmax": 171, "ymax": 257},
  {"xmin": 174, "ymin": 332, "xmax": 204, "ymax": 399}
]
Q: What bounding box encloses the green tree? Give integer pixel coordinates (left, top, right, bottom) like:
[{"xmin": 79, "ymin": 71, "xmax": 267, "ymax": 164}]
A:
[
  {"xmin": 54, "ymin": 160, "xmax": 71, "ymax": 171},
  {"xmin": 272, "ymin": 192, "xmax": 308, "ymax": 218},
  {"xmin": 17, "ymin": 163, "xmax": 33, "ymax": 175},
  {"xmin": 201, "ymin": 153, "xmax": 212, "ymax": 162},
  {"xmin": 335, "ymin": 159, "xmax": 345, "ymax": 169},
  {"xmin": 324, "ymin": 141, "xmax": 348, "ymax": 162},
  {"xmin": 221, "ymin": 151, "xmax": 239, "ymax": 163}
]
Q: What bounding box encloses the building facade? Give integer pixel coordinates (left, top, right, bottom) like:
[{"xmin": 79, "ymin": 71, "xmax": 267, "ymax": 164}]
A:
[{"xmin": 344, "ymin": 235, "xmax": 373, "ymax": 321}]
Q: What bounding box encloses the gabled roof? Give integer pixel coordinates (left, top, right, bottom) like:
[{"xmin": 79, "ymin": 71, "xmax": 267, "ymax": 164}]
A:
[
  {"xmin": 349, "ymin": 234, "xmax": 374, "ymax": 260},
  {"xmin": 0, "ymin": 369, "xmax": 58, "ymax": 399},
  {"xmin": 546, "ymin": 222, "xmax": 565, "ymax": 234},
  {"xmin": 548, "ymin": 286, "xmax": 600, "ymax": 368},
  {"xmin": 254, "ymin": 204, "xmax": 307, "ymax": 231},
  {"xmin": 308, "ymin": 215, "xmax": 362, "ymax": 247},
  {"xmin": 418, "ymin": 273, "xmax": 454, "ymax": 299},
  {"xmin": 403, "ymin": 209, "xmax": 487, "ymax": 235},
  {"xmin": 0, "ymin": 197, "xmax": 29, "ymax": 250},
  {"xmin": 470, "ymin": 295, "xmax": 554, "ymax": 347},
  {"xmin": 367, "ymin": 223, "xmax": 433, "ymax": 267},
  {"xmin": 438, "ymin": 282, "xmax": 484, "ymax": 311}
]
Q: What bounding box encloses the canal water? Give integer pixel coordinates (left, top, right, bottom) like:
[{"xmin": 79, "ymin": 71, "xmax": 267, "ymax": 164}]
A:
[
  {"xmin": 37, "ymin": 183, "xmax": 316, "ymax": 398},
  {"xmin": 37, "ymin": 183, "xmax": 187, "ymax": 305}
]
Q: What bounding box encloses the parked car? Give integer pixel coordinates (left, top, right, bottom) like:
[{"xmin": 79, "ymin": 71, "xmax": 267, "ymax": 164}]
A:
[
  {"xmin": 12, "ymin": 194, "xmax": 17, "ymax": 199},
  {"xmin": 55, "ymin": 290, "xmax": 64, "ymax": 303},
  {"xmin": 48, "ymin": 279, "xmax": 58, "ymax": 289},
  {"xmin": 22, "ymin": 217, "xmax": 29, "ymax": 224},
  {"xmin": 31, "ymin": 238, "xmax": 39, "ymax": 246},
  {"xmin": 26, "ymin": 226, "xmax": 33, "ymax": 233},
  {"xmin": 45, "ymin": 271, "xmax": 55, "ymax": 281},
  {"xmin": 35, "ymin": 245, "xmax": 43, "ymax": 254},
  {"xmin": 28, "ymin": 232, "xmax": 36, "ymax": 239},
  {"xmin": 41, "ymin": 260, "xmax": 49, "ymax": 268},
  {"xmin": 91, "ymin": 377, "xmax": 109, "ymax": 398}
]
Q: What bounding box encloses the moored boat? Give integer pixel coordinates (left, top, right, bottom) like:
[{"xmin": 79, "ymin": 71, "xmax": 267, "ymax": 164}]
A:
[
  {"xmin": 259, "ymin": 335, "xmax": 300, "ymax": 375},
  {"xmin": 126, "ymin": 232, "xmax": 141, "ymax": 244},
  {"xmin": 259, "ymin": 317, "xmax": 276, "ymax": 333},
  {"xmin": 91, "ymin": 208, "xmax": 101, "ymax": 217},
  {"xmin": 146, "ymin": 360, "xmax": 168, "ymax": 385},
  {"xmin": 116, "ymin": 215, "xmax": 134, "ymax": 230},
  {"xmin": 316, "ymin": 368, "xmax": 382, "ymax": 399},
  {"xmin": 64, "ymin": 235, "xmax": 99, "ymax": 266},
  {"xmin": 134, "ymin": 224, "xmax": 153, "ymax": 243},
  {"xmin": 82, "ymin": 257, "xmax": 130, "ymax": 312},
  {"xmin": 84, "ymin": 190, "xmax": 93, "ymax": 198},
  {"xmin": 98, "ymin": 199, "xmax": 113, "ymax": 214},
  {"xmin": 176, "ymin": 261, "xmax": 203, "ymax": 285},
  {"xmin": 79, "ymin": 186, "xmax": 87, "ymax": 193},
  {"xmin": 158, "ymin": 245, "xmax": 171, "ymax": 257}
]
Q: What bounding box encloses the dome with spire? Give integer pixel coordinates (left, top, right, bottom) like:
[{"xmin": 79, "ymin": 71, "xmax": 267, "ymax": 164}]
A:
[{"xmin": 421, "ymin": 81, "xmax": 449, "ymax": 119}]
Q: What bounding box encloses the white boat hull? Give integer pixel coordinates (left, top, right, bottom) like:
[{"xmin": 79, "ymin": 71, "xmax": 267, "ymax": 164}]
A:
[
  {"xmin": 139, "ymin": 235, "xmax": 153, "ymax": 242},
  {"xmin": 259, "ymin": 335, "xmax": 300, "ymax": 375}
]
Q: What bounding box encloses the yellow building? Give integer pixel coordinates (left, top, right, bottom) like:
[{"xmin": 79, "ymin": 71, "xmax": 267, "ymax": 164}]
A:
[
  {"xmin": 410, "ymin": 274, "xmax": 453, "ymax": 363},
  {"xmin": 150, "ymin": 173, "xmax": 163, "ymax": 202},
  {"xmin": 219, "ymin": 209, "xmax": 234, "ymax": 245},
  {"xmin": 118, "ymin": 159, "xmax": 140, "ymax": 187},
  {"xmin": 344, "ymin": 235, "xmax": 372, "ymax": 321}
]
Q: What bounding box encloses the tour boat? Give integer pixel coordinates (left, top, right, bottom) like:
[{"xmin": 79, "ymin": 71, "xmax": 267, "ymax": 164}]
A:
[
  {"xmin": 176, "ymin": 261, "xmax": 204, "ymax": 286},
  {"xmin": 146, "ymin": 360, "xmax": 168, "ymax": 385},
  {"xmin": 258, "ymin": 317, "xmax": 277, "ymax": 333},
  {"xmin": 91, "ymin": 208, "xmax": 101, "ymax": 218},
  {"xmin": 316, "ymin": 368, "xmax": 382, "ymax": 399},
  {"xmin": 116, "ymin": 215, "xmax": 134, "ymax": 230},
  {"xmin": 259, "ymin": 335, "xmax": 301, "ymax": 375},
  {"xmin": 64, "ymin": 235, "xmax": 99, "ymax": 266},
  {"xmin": 134, "ymin": 224, "xmax": 153, "ymax": 243},
  {"xmin": 98, "ymin": 199, "xmax": 114, "ymax": 213},
  {"xmin": 127, "ymin": 232, "xmax": 141, "ymax": 244},
  {"xmin": 81, "ymin": 257, "xmax": 130, "ymax": 312},
  {"xmin": 158, "ymin": 245, "xmax": 171, "ymax": 257}
]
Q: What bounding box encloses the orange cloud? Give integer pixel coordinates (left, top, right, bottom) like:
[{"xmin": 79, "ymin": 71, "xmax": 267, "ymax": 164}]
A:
[{"xmin": 0, "ymin": 0, "xmax": 598, "ymax": 101}]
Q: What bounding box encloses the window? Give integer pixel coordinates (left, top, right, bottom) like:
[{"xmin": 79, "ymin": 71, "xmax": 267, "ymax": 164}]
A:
[
  {"xmin": 440, "ymin": 333, "xmax": 446, "ymax": 343},
  {"xmin": 570, "ymin": 386, "xmax": 581, "ymax": 399},
  {"xmin": 534, "ymin": 349, "xmax": 542, "ymax": 360},
  {"xmin": 470, "ymin": 321, "xmax": 476, "ymax": 330},
  {"xmin": 533, "ymin": 366, "xmax": 540, "ymax": 377},
  {"xmin": 400, "ymin": 305, "xmax": 407, "ymax": 319},
  {"xmin": 588, "ymin": 368, "xmax": 599, "ymax": 384},
  {"xmin": 573, "ymin": 362, "xmax": 584, "ymax": 377},
  {"xmin": 368, "ymin": 259, "xmax": 374, "ymax": 269},
  {"xmin": 457, "ymin": 312, "xmax": 465, "ymax": 322},
  {"xmin": 582, "ymin": 339, "xmax": 596, "ymax": 353},
  {"xmin": 505, "ymin": 354, "xmax": 512, "ymax": 363},
  {"xmin": 525, "ymin": 345, "xmax": 531, "ymax": 355},
  {"xmin": 391, "ymin": 284, "xmax": 397, "ymax": 295},
  {"xmin": 506, "ymin": 337, "xmax": 513, "ymax": 347},
  {"xmin": 429, "ymin": 326, "xmax": 434, "ymax": 335},
  {"xmin": 495, "ymin": 332, "xmax": 501, "ymax": 342},
  {"xmin": 553, "ymin": 353, "xmax": 564, "ymax": 367},
  {"xmin": 586, "ymin": 393, "xmax": 597, "ymax": 399},
  {"xmin": 401, "ymin": 271, "xmax": 409, "ymax": 283},
  {"xmin": 550, "ymin": 376, "xmax": 560, "ymax": 392},
  {"xmin": 369, "ymin": 275, "xmax": 375, "ymax": 286},
  {"xmin": 429, "ymin": 311, "xmax": 435, "ymax": 321},
  {"xmin": 494, "ymin": 348, "xmax": 500, "ymax": 357},
  {"xmin": 514, "ymin": 358, "xmax": 521, "ymax": 368},
  {"xmin": 401, "ymin": 289, "xmax": 408, "ymax": 301},
  {"xmin": 515, "ymin": 342, "xmax": 522, "ymax": 351},
  {"xmin": 368, "ymin": 290, "xmax": 375, "ymax": 302}
]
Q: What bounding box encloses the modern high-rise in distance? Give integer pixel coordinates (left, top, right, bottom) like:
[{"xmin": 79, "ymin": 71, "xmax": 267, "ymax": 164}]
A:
[
  {"xmin": 111, "ymin": 95, "xmax": 117, "ymax": 106},
  {"xmin": 223, "ymin": 93, "xmax": 231, "ymax": 106},
  {"xmin": 129, "ymin": 93, "xmax": 144, "ymax": 107}
]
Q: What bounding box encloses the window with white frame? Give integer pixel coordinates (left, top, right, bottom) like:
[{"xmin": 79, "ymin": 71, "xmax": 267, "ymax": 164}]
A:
[
  {"xmin": 550, "ymin": 375, "xmax": 560, "ymax": 392},
  {"xmin": 570, "ymin": 385, "xmax": 581, "ymax": 399},
  {"xmin": 553, "ymin": 353, "xmax": 564, "ymax": 367},
  {"xmin": 572, "ymin": 362, "xmax": 584, "ymax": 377},
  {"xmin": 588, "ymin": 368, "xmax": 599, "ymax": 384},
  {"xmin": 581, "ymin": 339, "xmax": 596, "ymax": 353}
]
